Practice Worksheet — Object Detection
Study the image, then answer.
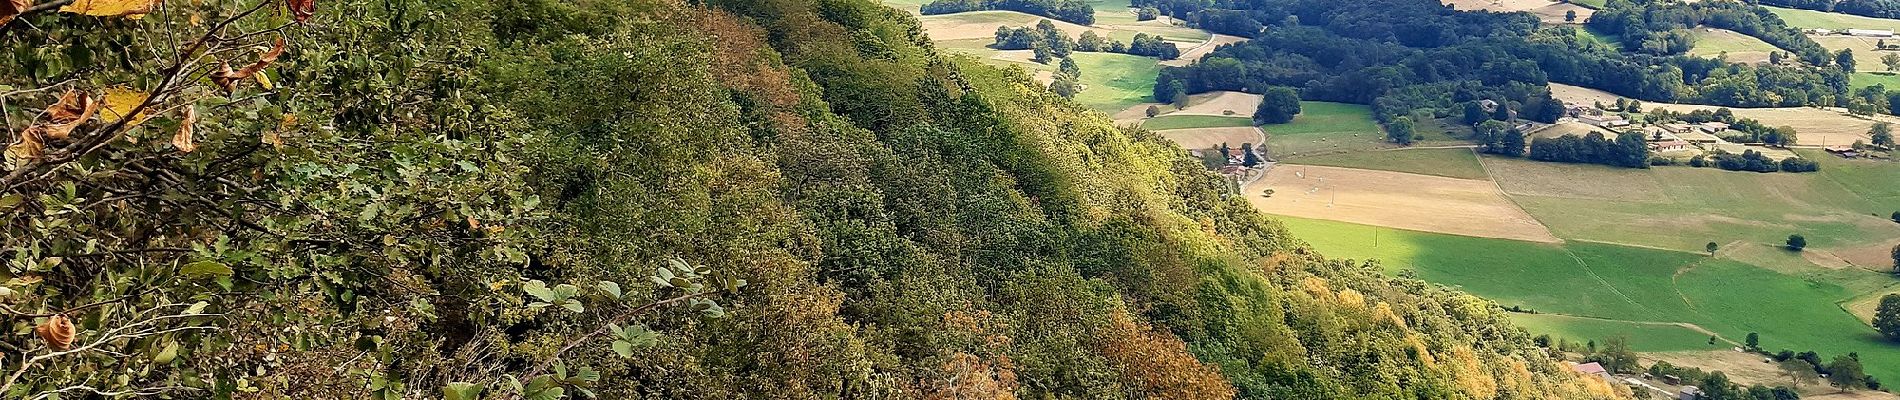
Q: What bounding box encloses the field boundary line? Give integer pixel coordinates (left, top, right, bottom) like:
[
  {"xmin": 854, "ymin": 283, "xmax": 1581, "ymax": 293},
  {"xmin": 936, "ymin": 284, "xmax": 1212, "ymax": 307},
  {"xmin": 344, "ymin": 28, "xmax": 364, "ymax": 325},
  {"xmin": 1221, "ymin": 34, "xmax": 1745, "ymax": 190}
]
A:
[{"xmin": 1473, "ymin": 151, "xmax": 1566, "ymax": 243}]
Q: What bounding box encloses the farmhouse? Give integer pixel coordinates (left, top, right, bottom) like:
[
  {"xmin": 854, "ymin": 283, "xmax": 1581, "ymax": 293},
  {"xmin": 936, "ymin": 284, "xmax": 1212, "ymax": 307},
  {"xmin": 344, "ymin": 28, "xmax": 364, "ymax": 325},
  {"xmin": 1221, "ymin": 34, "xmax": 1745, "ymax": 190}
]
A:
[
  {"xmin": 1696, "ymin": 121, "xmax": 1728, "ymax": 133},
  {"xmin": 1808, "ymin": 28, "xmax": 1833, "ymax": 35},
  {"xmin": 1674, "ymin": 129, "xmax": 1723, "ymax": 144},
  {"xmin": 1850, "ymin": 29, "xmax": 1895, "ymax": 37},
  {"xmin": 1649, "ymin": 139, "xmax": 1690, "ymax": 152},
  {"xmin": 1577, "ymin": 114, "xmax": 1628, "ymax": 128},
  {"xmin": 1571, "ymin": 362, "xmax": 1615, "ymax": 382},
  {"xmin": 1663, "ymin": 123, "xmax": 1697, "ymax": 134},
  {"xmin": 1826, "ymin": 146, "xmax": 1862, "ymax": 158},
  {"xmin": 1479, "ymin": 99, "xmax": 1499, "ymax": 112}
]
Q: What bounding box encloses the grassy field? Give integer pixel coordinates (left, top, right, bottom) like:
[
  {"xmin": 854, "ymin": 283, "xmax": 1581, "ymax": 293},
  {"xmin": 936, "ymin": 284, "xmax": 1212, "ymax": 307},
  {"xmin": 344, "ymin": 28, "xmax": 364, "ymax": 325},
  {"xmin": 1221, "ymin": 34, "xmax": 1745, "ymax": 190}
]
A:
[
  {"xmin": 1140, "ymin": 114, "xmax": 1253, "ymax": 130},
  {"xmin": 1273, "ymin": 215, "xmax": 1900, "ymax": 380},
  {"xmin": 1766, "ymin": 5, "xmax": 1900, "ymax": 31},
  {"xmin": 1569, "ymin": 0, "xmax": 1605, "ymax": 9},
  {"xmin": 1803, "ymin": 149, "xmax": 1900, "ymax": 209},
  {"xmin": 1260, "ymin": 102, "xmax": 1386, "ymax": 156},
  {"xmin": 1284, "ymin": 148, "xmax": 1489, "ymax": 180},
  {"xmin": 1854, "ymin": 71, "xmax": 1900, "ymax": 91},
  {"xmin": 1509, "ymin": 314, "xmax": 1724, "ymax": 352},
  {"xmin": 931, "ymin": 41, "xmax": 1161, "ymax": 112},
  {"xmin": 1687, "ymin": 28, "xmax": 1782, "ymax": 62}
]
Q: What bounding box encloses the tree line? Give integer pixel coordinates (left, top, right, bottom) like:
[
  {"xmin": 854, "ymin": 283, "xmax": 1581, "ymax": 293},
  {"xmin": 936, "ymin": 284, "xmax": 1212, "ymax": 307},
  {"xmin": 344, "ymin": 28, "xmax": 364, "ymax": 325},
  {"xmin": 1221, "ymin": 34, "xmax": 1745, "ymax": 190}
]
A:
[
  {"xmin": 994, "ymin": 21, "xmax": 1182, "ymax": 61},
  {"xmin": 1763, "ymin": 0, "xmax": 1900, "ymax": 20},
  {"xmin": 923, "ymin": 0, "xmax": 1095, "ymax": 25}
]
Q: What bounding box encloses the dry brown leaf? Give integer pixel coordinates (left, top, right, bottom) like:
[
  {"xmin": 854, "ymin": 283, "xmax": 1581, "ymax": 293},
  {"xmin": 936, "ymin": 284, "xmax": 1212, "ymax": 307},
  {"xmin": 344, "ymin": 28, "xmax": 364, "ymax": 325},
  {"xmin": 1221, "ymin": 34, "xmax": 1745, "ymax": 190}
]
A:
[
  {"xmin": 4, "ymin": 128, "xmax": 44, "ymax": 164},
  {"xmin": 286, "ymin": 0, "xmax": 313, "ymax": 23},
  {"xmin": 0, "ymin": 0, "xmax": 30, "ymax": 26},
  {"xmin": 58, "ymin": 0, "xmax": 160, "ymax": 19},
  {"xmin": 172, "ymin": 107, "xmax": 197, "ymax": 153},
  {"xmin": 37, "ymin": 89, "xmax": 99, "ymax": 140},
  {"xmin": 35, "ymin": 315, "xmax": 74, "ymax": 351},
  {"xmin": 212, "ymin": 38, "xmax": 286, "ymax": 93}
]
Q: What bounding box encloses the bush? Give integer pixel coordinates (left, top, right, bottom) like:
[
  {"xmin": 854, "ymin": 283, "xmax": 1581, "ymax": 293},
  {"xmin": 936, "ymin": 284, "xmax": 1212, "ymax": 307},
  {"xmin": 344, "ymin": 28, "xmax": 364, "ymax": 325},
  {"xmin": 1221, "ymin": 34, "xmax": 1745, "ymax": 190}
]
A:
[{"xmin": 1787, "ymin": 234, "xmax": 1808, "ymax": 251}]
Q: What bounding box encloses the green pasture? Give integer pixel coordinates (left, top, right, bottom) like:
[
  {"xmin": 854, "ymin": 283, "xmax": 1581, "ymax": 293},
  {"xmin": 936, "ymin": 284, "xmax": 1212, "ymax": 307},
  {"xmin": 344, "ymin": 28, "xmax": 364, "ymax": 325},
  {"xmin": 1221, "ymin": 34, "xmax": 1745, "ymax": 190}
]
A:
[
  {"xmin": 1686, "ymin": 29, "xmax": 1782, "ymax": 58},
  {"xmin": 1481, "ymin": 156, "xmax": 1900, "ymax": 258},
  {"xmin": 932, "ymin": 41, "xmax": 1161, "ymax": 112},
  {"xmin": 1852, "ymin": 72, "xmax": 1900, "ymax": 91},
  {"xmin": 1271, "ymin": 215, "xmax": 1900, "ymax": 380},
  {"xmin": 1803, "ymin": 149, "xmax": 1900, "ymax": 209},
  {"xmin": 1260, "ymin": 102, "xmax": 1387, "ymax": 157},
  {"xmin": 1765, "ymin": 5, "xmax": 1900, "ymax": 31},
  {"xmin": 1140, "ymin": 115, "xmax": 1253, "ymax": 130},
  {"xmin": 1508, "ymin": 314, "xmax": 1723, "ymax": 352},
  {"xmin": 1284, "ymin": 148, "xmax": 1489, "ymax": 180}
]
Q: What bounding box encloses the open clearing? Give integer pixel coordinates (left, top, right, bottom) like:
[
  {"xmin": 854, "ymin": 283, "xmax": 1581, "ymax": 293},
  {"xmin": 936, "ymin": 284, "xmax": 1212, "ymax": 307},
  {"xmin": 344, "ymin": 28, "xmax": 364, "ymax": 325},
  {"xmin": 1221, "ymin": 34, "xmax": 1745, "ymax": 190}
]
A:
[
  {"xmin": 1154, "ymin": 126, "xmax": 1263, "ymax": 151},
  {"xmin": 1245, "ymin": 165, "xmax": 1559, "ymax": 242},
  {"xmin": 940, "ymin": 41, "xmax": 1163, "ymax": 112},
  {"xmin": 1687, "ymin": 28, "xmax": 1782, "ymax": 64},
  {"xmin": 1285, "ymin": 147, "xmax": 1490, "ymax": 180},
  {"xmin": 1648, "ymin": 350, "xmax": 1900, "ymax": 399},
  {"xmin": 1551, "ymin": 83, "xmax": 1883, "ymax": 146},
  {"xmin": 1440, "ymin": 0, "xmax": 1593, "ymax": 24}
]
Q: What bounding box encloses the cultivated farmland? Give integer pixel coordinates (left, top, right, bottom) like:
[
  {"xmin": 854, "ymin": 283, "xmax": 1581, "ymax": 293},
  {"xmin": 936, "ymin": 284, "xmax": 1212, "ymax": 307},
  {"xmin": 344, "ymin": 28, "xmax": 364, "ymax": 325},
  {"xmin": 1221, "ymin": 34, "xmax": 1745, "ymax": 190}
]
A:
[
  {"xmin": 1154, "ymin": 126, "xmax": 1264, "ymax": 152},
  {"xmin": 1245, "ymin": 166, "xmax": 1560, "ymax": 242},
  {"xmin": 1551, "ymin": 83, "xmax": 1886, "ymax": 146},
  {"xmin": 1686, "ymin": 28, "xmax": 1782, "ymax": 64}
]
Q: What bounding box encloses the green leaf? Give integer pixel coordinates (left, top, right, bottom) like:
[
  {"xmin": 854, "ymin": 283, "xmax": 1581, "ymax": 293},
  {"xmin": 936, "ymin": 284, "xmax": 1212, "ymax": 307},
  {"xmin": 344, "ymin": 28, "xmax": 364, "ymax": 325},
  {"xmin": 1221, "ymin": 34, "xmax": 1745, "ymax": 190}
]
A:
[
  {"xmin": 152, "ymin": 341, "xmax": 180, "ymax": 364},
  {"xmin": 443, "ymin": 382, "xmax": 483, "ymax": 400},
  {"xmin": 551, "ymin": 284, "xmax": 580, "ymax": 300},
  {"xmin": 596, "ymin": 281, "xmax": 621, "ymax": 299},
  {"xmin": 524, "ymin": 387, "xmax": 563, "ymax": 400},
  {"xmin": 179, "ymin": 261, "xmax": 233, "ymax": 278},
  {"xmin": 612, "ymin": 340, "xmax": 635, "ymax": 357},
  {"xmin": 185, "ymin": 301, "xmax": 209, "ymax": 314},
  {"xmin": 560, "ymin": 299, "xmax": 584, "ymax": 313},
  {"xmin": 522, "ymin": 280, "xmax": 556, "ymax": 302},
  {"xmin": 565, "ymin": 366, "xmax": 600, "ymax": 385},
  {"xmin": 0, "ymin": 194, "xmax": 22, "ymax": 211}
]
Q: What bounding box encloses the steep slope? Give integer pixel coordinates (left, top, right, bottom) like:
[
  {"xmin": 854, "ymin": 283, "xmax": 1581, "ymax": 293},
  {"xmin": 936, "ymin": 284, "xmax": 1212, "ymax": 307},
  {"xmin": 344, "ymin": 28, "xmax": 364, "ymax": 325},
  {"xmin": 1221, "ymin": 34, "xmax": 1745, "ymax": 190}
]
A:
[{"xmin": 0, "ymin": 0, "xmax": 1627, "ymax": 398}]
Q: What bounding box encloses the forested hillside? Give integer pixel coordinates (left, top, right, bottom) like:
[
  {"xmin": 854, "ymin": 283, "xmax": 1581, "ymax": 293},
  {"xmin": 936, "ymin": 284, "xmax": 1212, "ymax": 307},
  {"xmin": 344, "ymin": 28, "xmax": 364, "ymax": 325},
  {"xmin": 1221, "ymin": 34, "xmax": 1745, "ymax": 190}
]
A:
[{"xmin": 0, "ymin": 0, "xmax": 1627, "ymax": 398}]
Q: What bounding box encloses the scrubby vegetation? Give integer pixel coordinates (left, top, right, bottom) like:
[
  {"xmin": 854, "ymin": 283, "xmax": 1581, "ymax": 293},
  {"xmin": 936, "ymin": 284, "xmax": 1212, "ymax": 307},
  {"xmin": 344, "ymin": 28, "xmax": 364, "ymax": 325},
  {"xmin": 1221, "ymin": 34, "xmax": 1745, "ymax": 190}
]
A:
[{"xmin": 0, "ymin": 0, "xmax": 1631, "ymax": 398}]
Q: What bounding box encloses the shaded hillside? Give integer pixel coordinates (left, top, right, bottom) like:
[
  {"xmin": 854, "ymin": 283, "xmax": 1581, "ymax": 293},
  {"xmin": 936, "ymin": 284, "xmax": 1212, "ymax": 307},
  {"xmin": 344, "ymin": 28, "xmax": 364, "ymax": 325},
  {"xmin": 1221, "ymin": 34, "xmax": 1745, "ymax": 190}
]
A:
[{"xmin": 0, "ymin": 0, "xmax": 1625, "ymax": 398}]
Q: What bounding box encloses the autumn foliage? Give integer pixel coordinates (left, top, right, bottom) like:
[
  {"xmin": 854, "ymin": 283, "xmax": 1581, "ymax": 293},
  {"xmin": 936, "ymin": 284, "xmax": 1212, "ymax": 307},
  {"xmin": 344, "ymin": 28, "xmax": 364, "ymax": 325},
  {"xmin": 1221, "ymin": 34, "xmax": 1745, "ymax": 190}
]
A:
[{"xmin": 1097, "ymin": 310, "xmax": 1236, "ymax": 400}]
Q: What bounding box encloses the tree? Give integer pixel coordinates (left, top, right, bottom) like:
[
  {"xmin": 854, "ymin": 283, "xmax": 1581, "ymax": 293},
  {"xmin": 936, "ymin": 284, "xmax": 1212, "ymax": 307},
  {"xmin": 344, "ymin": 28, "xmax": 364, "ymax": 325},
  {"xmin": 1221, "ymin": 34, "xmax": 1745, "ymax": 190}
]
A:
[
  {"xmin": 1706, "ymin": 241, "xmax": 1720, "ymax": 256},
  {"xmin": 1050, "ymin": 74, "xmax": 1080, "ymax": 98},
  {"xmin": 1240, "ymin": 143, "xmax": 1261, "ymax": 166},
  {"xmin": 1839, "ymin": 49, "xmax": 1858, "ymax": 73},
  {"xmin": 1876, "ymin": 294, "xmax": 1900, "ymax": 340},
  {"xmin": 1059, "ymin": 57, "xmax": 1081, "ymax": 78},
  {"xmin": 1146, "ymin": 105, "xmax": 1161, "ymax": 118},
  {"xmin": 1078, "ymin": 30, "xmax": 1105, "ymax": 52},
  {"xmin": 1492, "ymin": 101, "xmax": 1514, "ymax": 122},
  {"xmin": 1387, "ymin": 117, "xmax": 1417, "ymax": 145},
  {"xmin": 1254, "ymin": 86, "xmax": 1302, "ymax": 124},
  {"xmin": 1746, "ymin": 332, "xmax": 1759, "ymax": 350},
  {"xmin": 1565, "ymin": 9, "xmax": 1577, "ymax": 22},
  {"xmin": 1780, "ymin": 358, "xmax": 1820, "ymax": 389},
  {"xmin": 1586, "ymin": 336, "xmax": 1640, "ymax": 373},
  {"xmin": 1884, "ymin": 53, "xmax": 1900, "ymax": 72},
  {"xmin": 1787, "ymin": 234, "xmax": 1807, "ymax": 251},
  {"xmin": 1463, "ymin": 101, "xmax": 1488, "ymax": 125},
  {"xmin": 1828, "ymin": 355, "xmax": 1869, "ymax": 392},
  {"xmin": 1874, "ymin": 122, "xmax": 1895, "ymax": 147},
  {"xmin": 1771, "ymin": 51, "xmax": 1785, "ymax": 65},
  {"xmin": 1892, "ymin": 243, "xmax": 1900, "ymax": 271}
]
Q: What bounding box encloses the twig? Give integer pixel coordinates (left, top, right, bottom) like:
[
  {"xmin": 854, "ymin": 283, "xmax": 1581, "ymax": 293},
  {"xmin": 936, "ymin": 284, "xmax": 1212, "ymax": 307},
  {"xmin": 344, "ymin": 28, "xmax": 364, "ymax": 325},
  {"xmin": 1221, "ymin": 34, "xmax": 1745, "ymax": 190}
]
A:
[{"xmin": 526, "ymin": 290, "xmax": 720, "ymax": 376}]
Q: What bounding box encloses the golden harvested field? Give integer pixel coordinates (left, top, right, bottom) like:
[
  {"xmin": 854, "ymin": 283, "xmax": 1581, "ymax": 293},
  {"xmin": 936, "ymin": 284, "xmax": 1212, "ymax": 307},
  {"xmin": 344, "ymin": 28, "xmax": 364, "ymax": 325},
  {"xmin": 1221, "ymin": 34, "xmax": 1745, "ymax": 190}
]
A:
[
  {"xmin": 1551, "ymin": 83, "xmax": 1887, "ymax": 146},
  {"xmin": 1160, "ymin": 34, "xmax": 1247, "ymax": 67},
  {"xmin": 1441, "ymin": 0, "xmax": 1592, "ymax": 24},
  {"xmin": 1110, "ymin": 90, "xmax": 1262, "ymax": 123},
  {"xmin": 1244, "ymin": 165, "xmax": 1561, "ymax": 242},
  {"xmin": 1155, "ymin": 126, "xmax": 1264, "ymax": 150},
  {"xmin": 1812, "ymin": 35, "xmax": 1900, "ymax": 54},
  {"xmin": 916, "ymin": 11, "xmax": 1099, "ymax": 41}
]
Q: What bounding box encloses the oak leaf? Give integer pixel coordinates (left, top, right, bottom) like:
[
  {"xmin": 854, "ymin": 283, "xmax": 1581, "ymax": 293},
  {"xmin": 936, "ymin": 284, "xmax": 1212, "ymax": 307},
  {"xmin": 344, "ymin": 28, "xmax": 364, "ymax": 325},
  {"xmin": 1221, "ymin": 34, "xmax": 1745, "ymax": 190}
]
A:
[
  {"xmin": 172, "ymin": 106, "xmax": 197, "ymax": 153},
  {"xmin": 99, "ymin": 87, "xmax": 151, "ymax": 127},
  {"xmin": 212, "ymin": 38, "xmax": 286, "ymax": 93},
  {"xmin": 58, "ymin": 0, "xmax": 160, "ymax": 19},
  {"xmin": 0, "ymin": 0, "xmax": 29, "ymax": 26},
  {"xmin": 35, "ymin": 315, "xmax": 74, "ymax": 351}
]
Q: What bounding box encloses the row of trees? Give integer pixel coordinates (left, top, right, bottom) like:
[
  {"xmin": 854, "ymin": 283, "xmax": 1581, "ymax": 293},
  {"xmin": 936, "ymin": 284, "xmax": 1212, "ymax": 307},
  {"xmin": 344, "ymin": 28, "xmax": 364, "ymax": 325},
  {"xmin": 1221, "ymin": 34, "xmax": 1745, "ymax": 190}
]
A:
[
  {"xmin": 1589, "ymin": 0, "xmax": 1834, "ymax": 67},
  {"xmin": 993, "ymin": 22, "xmax": 1180, "ymax": 61},
  {"xmin": 1688, "ymin": 150, "xmax": 1821, "ymax": 173},
  {"xmin": 1527, "ymin": 132, "xmax": 1652, "ymax": 168},
  {"xmin": 923, "ymin": 0, "xmax": 1095, "ymax": 24}
]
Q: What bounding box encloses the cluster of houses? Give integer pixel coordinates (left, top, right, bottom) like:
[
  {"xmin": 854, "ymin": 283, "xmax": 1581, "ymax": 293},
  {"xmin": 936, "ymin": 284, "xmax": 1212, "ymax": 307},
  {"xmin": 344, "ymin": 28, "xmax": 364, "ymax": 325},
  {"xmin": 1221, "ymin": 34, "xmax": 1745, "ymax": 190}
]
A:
[
  {"xmin": 1572, "ymin": 362, "xmax": 1703, "ymax": 400},
  {"xmin": 1187, "ymin": 145, "xmax": 1266, "ymax": 177},
  {"xmin": 1569, "ymin": 107, "xmax": 1732, "ymax": 155}
]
